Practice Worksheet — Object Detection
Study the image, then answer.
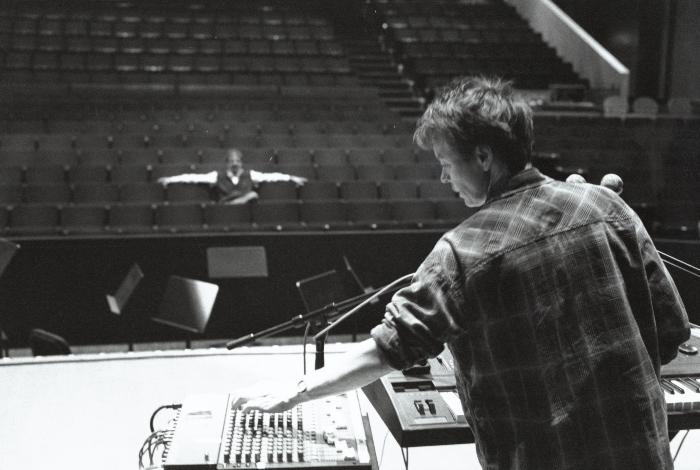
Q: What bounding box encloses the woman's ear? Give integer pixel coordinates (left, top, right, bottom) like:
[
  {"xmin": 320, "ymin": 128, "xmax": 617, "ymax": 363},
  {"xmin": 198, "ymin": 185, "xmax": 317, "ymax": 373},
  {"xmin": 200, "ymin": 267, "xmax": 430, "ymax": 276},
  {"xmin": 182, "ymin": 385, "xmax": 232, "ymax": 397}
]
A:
[{"xmin": 474, "ymin": 145, "xmax": 494, "ymax": 171}]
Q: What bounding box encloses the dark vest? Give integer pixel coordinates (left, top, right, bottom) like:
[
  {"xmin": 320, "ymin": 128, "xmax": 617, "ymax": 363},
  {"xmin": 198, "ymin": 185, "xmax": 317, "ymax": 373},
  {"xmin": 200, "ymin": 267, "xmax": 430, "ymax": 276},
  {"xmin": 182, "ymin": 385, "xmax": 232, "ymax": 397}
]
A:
[{"xmin": 216, "ymin": 169, "xmax": 253, "ymax": 202}]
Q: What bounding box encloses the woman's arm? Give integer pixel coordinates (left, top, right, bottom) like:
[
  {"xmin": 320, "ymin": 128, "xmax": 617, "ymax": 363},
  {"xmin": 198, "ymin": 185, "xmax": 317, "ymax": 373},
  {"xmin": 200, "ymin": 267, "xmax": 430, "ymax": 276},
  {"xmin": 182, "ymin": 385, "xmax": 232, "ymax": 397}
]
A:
[{"xmin": 236, "ymin": 338, "xmax": 395, "ymax": 413}]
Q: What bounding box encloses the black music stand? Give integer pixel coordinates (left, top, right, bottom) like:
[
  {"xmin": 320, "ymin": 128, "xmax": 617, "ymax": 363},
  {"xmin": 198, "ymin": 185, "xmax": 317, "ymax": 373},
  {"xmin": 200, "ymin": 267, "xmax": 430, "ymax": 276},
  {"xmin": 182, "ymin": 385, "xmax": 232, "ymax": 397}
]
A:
[
  {"xmin": 106, "ymin": 263, "xmax": 145, "ymax": 351},
  {"xmin": 0, "ymin": 238, "xmax": 20, "ymax": 358},
  {"xmin": 152, "ymin": 276, "xmax": 219, "ymax": 349}
]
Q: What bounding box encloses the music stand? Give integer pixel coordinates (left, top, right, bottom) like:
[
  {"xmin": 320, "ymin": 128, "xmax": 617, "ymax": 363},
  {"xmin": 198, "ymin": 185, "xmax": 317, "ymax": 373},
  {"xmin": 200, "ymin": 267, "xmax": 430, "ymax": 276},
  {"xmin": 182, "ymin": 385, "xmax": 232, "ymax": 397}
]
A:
[
  {"xmin": 0, "ymin": 238, "xmax": 19, "ymax": 358},
  {"xmin": 296, "ymin": 269, "xmax": 360, "ymax": 369},
  {"xmin": 152, "ymin": 276, "xmax": 219, "ymax": 349},
  {"xmin": 106, "ymin": 263, "xmax": 145, "ymax": 351}
]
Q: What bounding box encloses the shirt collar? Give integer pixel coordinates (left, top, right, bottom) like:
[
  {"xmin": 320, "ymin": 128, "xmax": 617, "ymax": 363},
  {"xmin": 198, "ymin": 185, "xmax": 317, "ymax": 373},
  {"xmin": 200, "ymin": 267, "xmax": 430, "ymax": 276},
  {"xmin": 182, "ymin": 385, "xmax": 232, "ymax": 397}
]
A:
[{"xmin": 486, "ymin": 166, "xmax": 552, "ymax": 204}]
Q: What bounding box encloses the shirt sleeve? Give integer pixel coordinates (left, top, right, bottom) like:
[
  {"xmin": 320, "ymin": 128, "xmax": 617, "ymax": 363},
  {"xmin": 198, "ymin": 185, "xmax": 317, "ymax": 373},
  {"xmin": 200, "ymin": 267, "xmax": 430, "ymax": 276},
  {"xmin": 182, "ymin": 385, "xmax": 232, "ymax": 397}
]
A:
[
  {"xmin": 167, "ymin": 171, "xmax": 217, "ymax": 185},
  {"xmin": 637, "ymin": 224, "xmax": 691, "ymax": 364},
  {"xmin": 371, "ymin": 237, "xmax": 467, "ymax": 370},
  {"xmin": 250, "ymin": 169, "xmax": 295, "ymax": 183}
]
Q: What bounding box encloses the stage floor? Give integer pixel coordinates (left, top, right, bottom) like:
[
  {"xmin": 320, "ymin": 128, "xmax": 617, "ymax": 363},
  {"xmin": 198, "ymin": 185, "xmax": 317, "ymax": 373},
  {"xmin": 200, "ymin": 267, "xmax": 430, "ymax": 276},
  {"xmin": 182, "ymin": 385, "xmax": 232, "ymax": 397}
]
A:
[{"xmin": 1, "ymin": 343, "xmax": 697, "ymax": 470}]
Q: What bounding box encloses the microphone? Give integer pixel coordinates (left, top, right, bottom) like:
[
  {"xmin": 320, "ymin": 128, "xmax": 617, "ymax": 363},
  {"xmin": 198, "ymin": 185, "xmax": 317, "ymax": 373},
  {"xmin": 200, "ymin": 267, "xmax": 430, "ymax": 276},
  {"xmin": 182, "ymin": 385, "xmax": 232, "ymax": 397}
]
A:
[
  {"xmin": 600, "ymin": 173, "xmax": 624, "ymax": 195},
  {"xmin": 565, "ymin": 173, "xmax": 587, "ymax": 184}
]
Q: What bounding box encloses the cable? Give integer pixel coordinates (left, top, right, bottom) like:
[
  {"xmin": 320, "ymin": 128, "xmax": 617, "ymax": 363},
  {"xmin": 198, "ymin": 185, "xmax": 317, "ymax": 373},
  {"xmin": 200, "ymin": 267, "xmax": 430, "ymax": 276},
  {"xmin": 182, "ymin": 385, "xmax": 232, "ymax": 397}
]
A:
[
  {"xmin": 672, "ymin": 429, "xmax": 690, "ymax": 462},
  {"xmin": 314, "ymin": 273, "xmax": 414, "ymax": 339},
  {"xmin": 302, "ymin": 321, "xmax": 311, "ymax": 375},
  {"xmin": 659, "ymin": 250, "xmax": 700, "ymax": 279},
  {"xmin": 139, "ymin": 430, "xmax": 166, "ymax": 469},
  {"xmin": 377, "ymin": 431, "xmax": 390, "ymax": 469},
  {"xmin": 149, "ymin": 404, "xmax": 182, "ymax": 432}
]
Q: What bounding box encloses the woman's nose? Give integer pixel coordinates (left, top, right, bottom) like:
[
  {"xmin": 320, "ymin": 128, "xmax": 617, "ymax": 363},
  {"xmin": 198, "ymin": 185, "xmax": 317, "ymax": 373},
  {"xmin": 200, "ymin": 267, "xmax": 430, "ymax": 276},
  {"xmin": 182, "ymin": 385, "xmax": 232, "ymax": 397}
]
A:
[{"xmin": 440, "ymin": 168, "xmax": 450, "ymax": 183}]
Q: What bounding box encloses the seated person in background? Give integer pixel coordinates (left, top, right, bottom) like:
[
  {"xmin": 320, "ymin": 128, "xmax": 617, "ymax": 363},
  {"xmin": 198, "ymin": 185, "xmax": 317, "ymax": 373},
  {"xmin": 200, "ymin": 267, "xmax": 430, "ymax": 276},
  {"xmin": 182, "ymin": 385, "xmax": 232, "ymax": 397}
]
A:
[{"xmin": 157, "ymin": 148, "xmax": 308, "ymax": 204}]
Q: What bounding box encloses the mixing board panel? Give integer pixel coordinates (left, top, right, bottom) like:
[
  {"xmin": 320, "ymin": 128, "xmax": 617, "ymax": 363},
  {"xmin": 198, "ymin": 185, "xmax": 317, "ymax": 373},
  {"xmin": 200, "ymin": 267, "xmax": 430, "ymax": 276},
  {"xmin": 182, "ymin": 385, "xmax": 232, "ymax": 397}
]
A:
[{"xmin": 160, "ymin": 392, "xmax": 372, "ymax": 470}]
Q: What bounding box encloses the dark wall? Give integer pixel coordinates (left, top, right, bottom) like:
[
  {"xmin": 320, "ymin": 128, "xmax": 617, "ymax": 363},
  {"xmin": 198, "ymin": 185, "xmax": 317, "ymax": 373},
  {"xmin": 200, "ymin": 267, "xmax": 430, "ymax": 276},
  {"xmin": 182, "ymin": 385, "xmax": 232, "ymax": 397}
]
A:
[
  {"xmin": 1, "ymin": 233, "xmax": 697, "ymax": 348},
  {"xmin": 0, "ymin": 232, "xmax": 441, "ymax": 347},
  {"xmin": 555, "ymin": 0, "xmax": 641, "ymax": 94},
  {"xmin": 554, "ymin": 0, "xmax": 682, "ymax": 99}
]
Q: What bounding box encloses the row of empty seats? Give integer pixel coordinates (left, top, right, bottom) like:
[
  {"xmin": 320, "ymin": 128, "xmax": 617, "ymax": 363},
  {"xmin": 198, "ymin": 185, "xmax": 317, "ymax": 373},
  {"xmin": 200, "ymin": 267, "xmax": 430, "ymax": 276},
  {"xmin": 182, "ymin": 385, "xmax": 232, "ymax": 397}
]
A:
[
  {"xmin": 0, "ymin": 133, "xmax": 413, "ymax": 151},
  {"xmin": 372, "ymin": 0, "xmax": 583, "ymax": 90},
  {"xmin": 4, "ymin": 37, "xmax": 345, "ymax": 55},
  {"xmin": 0, "ymin": 148, "xmax": 432, "ymax": 167},
  {"xmin": 0, "ymin": 180, "xmax": 456, "ymax": 204},
  {"xmin": 1, "ymin": 52, "xmax": 354, "ymax": 74},
  {"xmin": 0, "ymin": 164, "xmax": 444, "ymax": 199},
  {"xmin": 0, "ymin": 199, "xmax": 474, "ymax": 235},
  {"xmin": 2, "ymin": 101, "xmax": 396, "ymax": 123}
]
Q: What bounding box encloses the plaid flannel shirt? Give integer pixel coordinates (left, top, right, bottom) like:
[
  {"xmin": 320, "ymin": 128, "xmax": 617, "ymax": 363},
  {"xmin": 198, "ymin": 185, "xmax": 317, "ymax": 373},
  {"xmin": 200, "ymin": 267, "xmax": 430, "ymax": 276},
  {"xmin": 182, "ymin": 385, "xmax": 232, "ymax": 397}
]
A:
[{"xmin": 372, "ymin": 168, "xmax": 690, "ymax": 470}]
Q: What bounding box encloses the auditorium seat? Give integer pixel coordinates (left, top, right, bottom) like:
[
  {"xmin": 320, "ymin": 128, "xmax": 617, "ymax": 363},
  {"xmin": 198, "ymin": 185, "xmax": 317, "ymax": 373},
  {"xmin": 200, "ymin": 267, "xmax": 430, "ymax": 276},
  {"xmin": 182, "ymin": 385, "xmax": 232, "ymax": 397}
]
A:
[
  {"xmin": 75, "ymin": 148, "xmax": 119, "ymax": 165},
  {"xmin": 151, "ymin": 163, "xmax": 197, "ymax": 180},
  {"xmin": 313, "ymin": 149, "xmax": 348, "ymax": 166},
  {"xmin": 316, "ymin": 165, "xmax": 356, "ymax": 182},
  {"xmin": 256, "ymin": 181, "xmax": 299, "ymax": 201},
  {"xmin": 252, "ymin": 201, "xmax": 301, "ymax": 230},
  {"xmin": 24, "ymin": 165, "xmax": 66, "ymax": 184},
  {"xmin": 119, "ymin": 183, "xmax": 164, "ymax": 203},
  {"xmin": 68, "ymin": 165, "xmax": 110, "ymax": 183},
  {"xmin": 381, "ymin": 148, "xmax": 416, "ymax": 164},
  {"xmin": 395, "ymin": 163, "xmax": 437, "ymax": 180},
  {"xmin": 107, "ymin": 203, "xmax": 154, "ymax": 233},
  {"xmin": 391, "ymin": 200, "xmax": 436, "ymax": 228},
  {"xmin": 300, "ymin": 181, "xmax": 339, "ymax": 200},
  {"xmin": 346, "ymin": 201, "xmax": 392, "ymax": 229},
  {"xmin": 380, "ymin": 176, "xmax": 420, "ymax": 198},
  {"xmin": 435, "ymin": 199, "xmax": 476, "ymax": 225},
  {"xmin": 419, "ymin": 181, "xmax": 456, "ymax": 199},
  {"xmin": 8, "ymin": 204, "xmax": 60, "ymax": 235},
  {"xmin": 72, "ymin": 183, "xmax": 120, "ymax": 204},
  {"xmin": 632, "ymin": 97, "xmax": 659, "ymax": 116},
  {"xmin": 116, "ymin": 149, "xmax": 160, "ymax": 166},
  {"xmin": 0, "ymin": 185, "xmax": 23, "ymax": 204},
  {"xmin": 60, "ymin": 204, "xmax": 107, "ymax": 234},
  {"xmin": 110, "ymin": 165, "xmax": 150, "ymax": 183},
  {"xmin": 165, "ymin": 183, "xmax": 213, "ymax": 203},
  {"xmin": 24, "ymin": 184, "xmax": 72, "ymax": 204},
  {"xmin": 203, "ymin": 203, "xmax": 252, "ymax": 231},
  {"xmin": 0, "ymin": 166, "xmax": 24, "ymax": 185},
  {"xmin": 274, "ymin": 164, "xmax": 316, "ymax": 181},
  {"xmin": 154, "ymin": 202, "xmax": 204, "ymax": 233},
  {"xmin": 340, "ymin": 181, "xmax": 379, "ymax": 200},
  {"xmin": 603, "ymin": 96, "xmax": 629, "ymax": 118},
  {"xmin": 356, "ymin": 164, "xmax": 394, "ymax": 182},
  {"xmin": 300, "ymin": 200, "xmax": 348, "ymax": 230},
  {"xmin": 348, "ymin": 150, "xmax": 382, "ymax": 166},
  {"xmin": 159, "ymin": 148, "xmax": 202, "ymax": 164},
  {"xmin": 276, "ymin": 148, "xmax": 313, "ymax": 165}
]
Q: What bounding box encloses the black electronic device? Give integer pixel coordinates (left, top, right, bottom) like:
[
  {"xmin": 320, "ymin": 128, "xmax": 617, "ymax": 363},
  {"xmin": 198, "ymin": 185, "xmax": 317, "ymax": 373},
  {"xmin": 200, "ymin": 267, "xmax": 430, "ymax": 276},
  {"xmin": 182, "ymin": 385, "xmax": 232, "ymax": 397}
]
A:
[
  {"xmin": 151, "ymin": 391, "xmax": 373, "ymax": 469},
  {"xmin": 363, "ymin": 328, "xmax": 700, "ymax": 447},
  {"xmin": 362, "ymin": 349, "xmax": 472, "ymax": 447}
]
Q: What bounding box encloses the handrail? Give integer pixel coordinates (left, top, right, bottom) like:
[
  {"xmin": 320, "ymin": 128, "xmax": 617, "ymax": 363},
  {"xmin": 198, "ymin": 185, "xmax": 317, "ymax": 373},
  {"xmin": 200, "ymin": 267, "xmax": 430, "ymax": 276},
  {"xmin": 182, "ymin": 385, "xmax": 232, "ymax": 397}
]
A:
[{"xmin": 504, "ymin": 0, "xmax": 630, "ymax": 98}]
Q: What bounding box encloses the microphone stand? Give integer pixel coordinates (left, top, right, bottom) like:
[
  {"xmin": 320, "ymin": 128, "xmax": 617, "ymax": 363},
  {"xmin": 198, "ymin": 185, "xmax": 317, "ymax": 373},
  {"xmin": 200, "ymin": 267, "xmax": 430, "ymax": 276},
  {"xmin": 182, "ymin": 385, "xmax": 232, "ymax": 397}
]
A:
[{"xmin": 225, "ymin": 273, "xmax": 414, "ymax": 370}]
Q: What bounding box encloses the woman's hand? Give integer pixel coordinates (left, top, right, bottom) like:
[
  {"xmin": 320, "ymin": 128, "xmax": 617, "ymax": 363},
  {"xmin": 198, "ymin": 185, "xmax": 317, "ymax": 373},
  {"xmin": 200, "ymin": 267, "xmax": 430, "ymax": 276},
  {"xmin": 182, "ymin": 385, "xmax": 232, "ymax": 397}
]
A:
[{"xmin": 233, "ymin": 380, "xmax": 301, "ymax": 414}]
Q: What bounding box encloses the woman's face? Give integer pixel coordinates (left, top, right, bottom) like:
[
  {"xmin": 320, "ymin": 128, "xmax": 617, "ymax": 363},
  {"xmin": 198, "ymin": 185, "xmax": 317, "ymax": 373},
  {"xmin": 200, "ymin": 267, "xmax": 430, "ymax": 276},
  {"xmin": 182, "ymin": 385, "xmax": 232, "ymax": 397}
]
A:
[{"xmin": 433, "ymin": 137, "xmax": 490, "ymax": 208}]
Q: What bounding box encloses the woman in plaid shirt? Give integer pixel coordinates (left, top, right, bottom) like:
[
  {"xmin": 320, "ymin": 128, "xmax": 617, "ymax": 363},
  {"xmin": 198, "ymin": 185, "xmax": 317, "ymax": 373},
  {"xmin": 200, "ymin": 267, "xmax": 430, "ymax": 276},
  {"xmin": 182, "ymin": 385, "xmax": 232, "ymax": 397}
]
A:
[{"xmin": 238, "ymin": 77, "xmax": 690, "ymax": 469}]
